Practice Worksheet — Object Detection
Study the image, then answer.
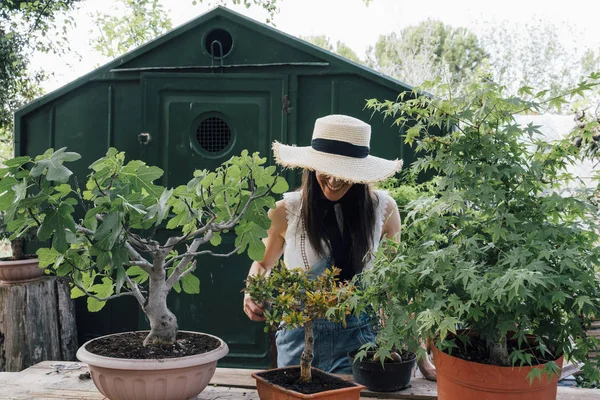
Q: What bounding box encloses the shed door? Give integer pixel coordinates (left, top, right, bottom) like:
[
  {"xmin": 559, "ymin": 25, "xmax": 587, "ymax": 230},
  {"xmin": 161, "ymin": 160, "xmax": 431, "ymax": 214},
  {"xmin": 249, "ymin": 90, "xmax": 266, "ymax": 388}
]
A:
[{"xmin": 142, "ymin": 73, "xmax": 287, "ymax": 368}]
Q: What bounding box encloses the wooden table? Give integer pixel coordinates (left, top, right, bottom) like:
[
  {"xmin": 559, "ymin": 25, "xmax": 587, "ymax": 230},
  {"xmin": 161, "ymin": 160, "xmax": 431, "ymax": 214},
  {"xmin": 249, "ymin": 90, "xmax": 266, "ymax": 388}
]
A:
[{"xmin": 0, "ymin": 361, "xmax": 598, "ymax": 399}]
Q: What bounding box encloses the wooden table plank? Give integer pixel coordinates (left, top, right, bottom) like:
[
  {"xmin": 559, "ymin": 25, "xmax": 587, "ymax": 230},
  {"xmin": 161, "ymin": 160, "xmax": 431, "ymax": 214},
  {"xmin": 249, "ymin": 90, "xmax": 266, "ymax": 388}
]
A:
[{"xmin": 2, "ymin": 361, "xmax": 599, "ymax": 400}]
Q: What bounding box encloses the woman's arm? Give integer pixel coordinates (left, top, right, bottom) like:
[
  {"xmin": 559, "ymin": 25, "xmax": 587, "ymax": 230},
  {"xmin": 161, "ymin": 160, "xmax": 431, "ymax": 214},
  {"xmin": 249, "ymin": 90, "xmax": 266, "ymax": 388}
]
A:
[{"xmin": 243, "ymin": 200, "xmax": 287, "ymax": 321}]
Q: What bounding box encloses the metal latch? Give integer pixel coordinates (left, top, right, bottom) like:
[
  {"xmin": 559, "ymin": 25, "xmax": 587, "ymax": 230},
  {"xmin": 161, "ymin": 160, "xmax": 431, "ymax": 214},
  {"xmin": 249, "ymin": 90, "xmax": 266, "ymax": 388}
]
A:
[
  {"xmin": 138, "ymin": 132, "xmax": 151, "ymax": 145},
  {"xmin": 283, "ymin": 95, "xmax": 291, "ymax": 114}
]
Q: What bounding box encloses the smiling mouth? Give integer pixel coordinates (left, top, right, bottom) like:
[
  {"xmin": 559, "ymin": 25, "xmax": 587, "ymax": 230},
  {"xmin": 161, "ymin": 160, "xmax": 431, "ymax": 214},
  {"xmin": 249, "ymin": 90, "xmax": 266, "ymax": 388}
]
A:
[{"xmin": 326, "ymin": 183, "xmax": 345, "ymax": 191}]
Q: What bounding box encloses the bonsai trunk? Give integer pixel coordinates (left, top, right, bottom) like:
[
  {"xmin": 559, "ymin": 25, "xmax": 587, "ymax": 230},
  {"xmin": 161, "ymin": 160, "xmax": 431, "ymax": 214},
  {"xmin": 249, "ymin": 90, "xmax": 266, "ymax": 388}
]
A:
[
  {"xmin": 143, "ymin": 265, "xmax": 178, "ymax": 346},
  {"xmin": 299, "ymin": 320, "xmax": 314, "ymax": 382},
  {"xmin": 11, "ymin": 238, "xmax": 24, "ymax": 260},
  {"xmin": 488, "ymin": 334, "xmax": 510, "ymax": 366}
]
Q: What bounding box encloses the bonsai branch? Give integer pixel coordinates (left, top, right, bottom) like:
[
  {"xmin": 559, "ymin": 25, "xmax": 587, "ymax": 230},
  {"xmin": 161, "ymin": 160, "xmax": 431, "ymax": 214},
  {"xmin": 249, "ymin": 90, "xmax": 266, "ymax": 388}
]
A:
[
  {"xmin": 164, "ymin": 246, "xmax": 241, "ymax": 269},
  {"xmin": 93, "ymin": 177, "xmax": 108, "ymax": 196},
  {"xmin": 124, "ymin": 242, "xmax": 153, "ymax": 272},
  {"xmin": 71, "ymin": 279, "xmax": 140, "ymax": 302},
  {"xmin": 27, "ymin": 208, "xmax": 41, "ymax": 227},
  {"xmin": 163, "ymin": 215, "xmax": 216, "ymax": 250},
  {"xmin": 165, "ymin": 233, "xmax": 213, "ymax": 289},
  {"xmin": 126, "ymin": 231, "xmax": 155, "ymax": 253},
  {"xmin": 175, "ymin": 260, "xmax": 197, "ymax": 282},
  {"xmin": 123, "ymin": 273, "xmax": 146, "ymax": 308}
]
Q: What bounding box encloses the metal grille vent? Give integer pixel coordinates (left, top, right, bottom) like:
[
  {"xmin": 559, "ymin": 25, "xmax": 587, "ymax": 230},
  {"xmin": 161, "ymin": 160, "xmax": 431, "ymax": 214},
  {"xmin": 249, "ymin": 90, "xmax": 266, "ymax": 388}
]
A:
[{"xmin": 196, "ymin": 117, "xmax": 232, "ymax": 153}]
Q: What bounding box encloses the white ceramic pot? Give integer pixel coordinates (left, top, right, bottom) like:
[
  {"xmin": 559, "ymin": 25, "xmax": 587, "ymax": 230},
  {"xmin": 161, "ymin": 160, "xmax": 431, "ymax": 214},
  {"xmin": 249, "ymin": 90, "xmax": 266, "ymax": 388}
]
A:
[{"xmin": 77, "ymin": 331, "xmax": 229, "ymax": 400}]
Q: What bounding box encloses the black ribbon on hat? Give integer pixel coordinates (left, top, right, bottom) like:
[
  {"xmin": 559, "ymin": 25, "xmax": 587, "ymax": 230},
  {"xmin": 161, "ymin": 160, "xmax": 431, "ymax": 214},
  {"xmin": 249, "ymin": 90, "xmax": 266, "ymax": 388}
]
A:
[{"xmin": 311, "ymin": 138, "xmax": 369, "ymax": 159}]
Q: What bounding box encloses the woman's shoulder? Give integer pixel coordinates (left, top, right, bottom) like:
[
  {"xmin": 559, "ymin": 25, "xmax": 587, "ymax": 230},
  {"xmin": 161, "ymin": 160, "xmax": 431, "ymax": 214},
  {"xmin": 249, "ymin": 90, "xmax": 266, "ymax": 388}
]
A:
[
  {"xmin": 269, "ymin": 191, "xmax": 302, "ymax": 233},
  {"xmin": 373, "ymin": 189, "xmax": 397, "ymax": 213}
]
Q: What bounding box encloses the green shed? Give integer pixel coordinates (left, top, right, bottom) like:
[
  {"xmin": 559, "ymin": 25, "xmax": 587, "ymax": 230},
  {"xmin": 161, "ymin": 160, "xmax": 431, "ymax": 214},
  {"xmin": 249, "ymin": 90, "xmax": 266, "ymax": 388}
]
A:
[{"xmin": 15, "ymin": 6, "xmax": 415, "ymax": 368}]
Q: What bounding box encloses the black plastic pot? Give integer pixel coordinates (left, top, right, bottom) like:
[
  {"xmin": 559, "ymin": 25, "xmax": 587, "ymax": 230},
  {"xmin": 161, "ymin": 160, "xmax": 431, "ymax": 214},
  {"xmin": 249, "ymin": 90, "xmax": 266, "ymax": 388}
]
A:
[{"xmin": 348, "ymin": 350, "xmax": 417, "ymax": 392}]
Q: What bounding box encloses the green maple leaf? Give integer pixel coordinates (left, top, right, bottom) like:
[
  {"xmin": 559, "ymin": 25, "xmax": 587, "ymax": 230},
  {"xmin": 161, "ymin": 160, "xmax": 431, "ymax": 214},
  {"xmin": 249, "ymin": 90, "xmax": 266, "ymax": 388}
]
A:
[
  {"xmin": 30, "ymin": 148, "xmax": 81, "ymax": 183},
  {"xmin": 37, "ymin": 203, "xmax": 77, "ymax": 253}
]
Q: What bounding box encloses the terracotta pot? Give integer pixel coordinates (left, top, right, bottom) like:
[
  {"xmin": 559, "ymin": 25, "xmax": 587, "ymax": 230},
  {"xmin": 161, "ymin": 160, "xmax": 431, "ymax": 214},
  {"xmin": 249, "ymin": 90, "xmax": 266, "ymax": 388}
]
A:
[
  {"xmin": 0, "ymin": 257, "xmax": 44, "ymax": 283},
  {"xmin": 252, "ymin": 366, "xmax": 365, "ymax": 399},
  {"xmin": 77, "ymin": 331, "xmax": 229, "ymax": 400},
  {"xmin": 433, "ymin": 344, "xmax": 563, "ymax": 400}
]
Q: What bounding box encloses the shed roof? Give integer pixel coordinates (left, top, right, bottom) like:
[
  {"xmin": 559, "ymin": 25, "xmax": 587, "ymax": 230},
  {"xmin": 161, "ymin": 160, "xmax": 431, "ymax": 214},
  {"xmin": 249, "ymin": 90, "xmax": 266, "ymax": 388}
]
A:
[{"xmin": 17, "ymin": 6, "xmax": 413, "ymax": 117}]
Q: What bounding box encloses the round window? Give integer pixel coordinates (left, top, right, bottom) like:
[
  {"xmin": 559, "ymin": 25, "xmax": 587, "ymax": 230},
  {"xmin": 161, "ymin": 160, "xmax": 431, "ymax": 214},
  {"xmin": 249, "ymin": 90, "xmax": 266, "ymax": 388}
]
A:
[
  {"xmin": 193, "ymin": 116, "xmax": 234, "ymax": 157},
  {"xmin": 204, "ymin": 29, "xmax": 233, "ymax": 58}
]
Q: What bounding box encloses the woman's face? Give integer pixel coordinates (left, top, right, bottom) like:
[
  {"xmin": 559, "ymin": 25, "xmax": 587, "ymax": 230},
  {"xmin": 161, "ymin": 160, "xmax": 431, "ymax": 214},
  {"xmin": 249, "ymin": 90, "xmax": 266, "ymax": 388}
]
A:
[{"xmin": 315, "ymin": 172, "xmax": 353, "ymax": 201}]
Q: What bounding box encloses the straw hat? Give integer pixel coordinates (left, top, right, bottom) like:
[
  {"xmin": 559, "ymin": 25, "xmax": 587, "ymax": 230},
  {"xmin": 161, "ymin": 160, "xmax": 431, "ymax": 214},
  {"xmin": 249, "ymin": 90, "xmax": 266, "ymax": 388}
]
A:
[{"xmin": 272, "ymin": 114, "xmax": 403, "ymax": 184}]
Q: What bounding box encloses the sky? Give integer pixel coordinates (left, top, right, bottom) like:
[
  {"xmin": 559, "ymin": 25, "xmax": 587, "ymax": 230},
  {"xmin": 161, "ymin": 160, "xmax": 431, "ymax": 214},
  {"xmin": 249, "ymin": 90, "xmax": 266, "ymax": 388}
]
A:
[{"xmin": 32, "ymin": 0, "xmax": 600, "ymax": 93}]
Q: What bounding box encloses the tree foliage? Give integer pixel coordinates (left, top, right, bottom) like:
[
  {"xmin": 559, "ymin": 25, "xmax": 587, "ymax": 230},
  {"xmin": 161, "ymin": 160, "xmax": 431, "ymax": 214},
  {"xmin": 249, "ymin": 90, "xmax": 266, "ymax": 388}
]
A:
[
  {"xmin": 90, "ymin": 0, "xmax": 172, "ymax": 58},
  {"xmin": 365, "ymin": 73, "xmax": 600, "ymax": 382},
  {"xmin": 367, "ymin": 20, "xmax": 487, "ymax": 85},
  {"xmin": 301, "ymin": 35, "xmax": 362, "ymax": 63},
  {"xmin": 0, "ymin": 148, "xmax": 287, "ymax": 345},
  {"xmin": 245, "ymin": 265, "xmax": 353, "ymax": 382},
  {"xmin": 0, "ymin": 0, "xmax": 81, "ymax": 159},
  {"xmin": 477, "ymin": 21, "xmax": 585, "ymax": 105}
]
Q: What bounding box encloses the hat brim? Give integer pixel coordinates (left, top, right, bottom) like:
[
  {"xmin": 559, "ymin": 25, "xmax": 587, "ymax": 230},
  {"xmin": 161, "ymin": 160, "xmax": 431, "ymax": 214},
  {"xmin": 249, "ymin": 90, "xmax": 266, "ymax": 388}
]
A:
[{"xmin": 273, "ymin": 142, "xmax": 403, "ymax": 184}]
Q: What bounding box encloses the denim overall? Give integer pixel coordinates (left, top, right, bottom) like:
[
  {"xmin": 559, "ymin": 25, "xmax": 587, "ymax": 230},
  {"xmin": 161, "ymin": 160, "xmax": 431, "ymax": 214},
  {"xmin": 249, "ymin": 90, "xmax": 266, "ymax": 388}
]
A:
[{"xmin": 275, "ymin": 257, "xmax": 377, "ymax": 374}]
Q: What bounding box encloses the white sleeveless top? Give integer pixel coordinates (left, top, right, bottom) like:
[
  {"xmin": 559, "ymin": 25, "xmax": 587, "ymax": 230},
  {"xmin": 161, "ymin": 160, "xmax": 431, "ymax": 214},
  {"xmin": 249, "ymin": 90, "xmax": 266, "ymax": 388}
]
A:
[{"xmin": 282, "ymin": 190, "xmax": 394, "ymax": 272}]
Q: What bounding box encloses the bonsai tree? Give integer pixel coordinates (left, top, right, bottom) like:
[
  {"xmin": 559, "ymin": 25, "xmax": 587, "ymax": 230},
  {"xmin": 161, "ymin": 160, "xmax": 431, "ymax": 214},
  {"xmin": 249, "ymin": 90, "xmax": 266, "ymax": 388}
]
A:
[
  {"xmin": 347, "ymin": 239, "xmax": 421, "ymax": 364},
  {"xmin": 0, "ymin": 147, "xmax": 288, "ymax": 346},
  {"xmin": 244, "ymin": 265, "xmax": 353, "ymax": 382},
  {"xmin": 0, "ymin": 154, "xmax": 49, "ymax": 260},
  {"xmin": 364, "ymin": 73, "xmax": 600, "ymax": 382}
]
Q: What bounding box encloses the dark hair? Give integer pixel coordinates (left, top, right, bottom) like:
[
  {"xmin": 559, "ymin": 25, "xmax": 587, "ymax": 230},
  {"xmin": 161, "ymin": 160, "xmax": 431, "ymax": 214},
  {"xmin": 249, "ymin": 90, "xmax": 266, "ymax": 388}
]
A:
[{"xmin": 301, "ymin": 170, "xmax": 377, "ymax": 276}]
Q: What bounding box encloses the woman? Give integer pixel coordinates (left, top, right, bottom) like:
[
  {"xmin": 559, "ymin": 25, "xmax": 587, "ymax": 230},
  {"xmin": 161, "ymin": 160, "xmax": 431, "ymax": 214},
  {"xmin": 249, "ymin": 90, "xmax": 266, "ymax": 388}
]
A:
[{"xmin": 243, "ymin": 114, "xmax": 436, "ymax": 379}]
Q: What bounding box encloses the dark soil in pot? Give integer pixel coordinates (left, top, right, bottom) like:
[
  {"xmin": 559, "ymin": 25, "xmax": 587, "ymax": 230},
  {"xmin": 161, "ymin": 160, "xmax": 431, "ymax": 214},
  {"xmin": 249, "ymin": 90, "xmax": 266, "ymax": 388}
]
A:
[
  {"xmin": 348, "ymin": 349, "xmax": 416, "ymax": 392},
  {"xmin": 256, "ymin": 366, "xmax": 355, "ymax": 395},
  {"xmin": 85, "ymin": 331, "xmax": 221, "ymax": 359},
  {"xmin": 449, "ymin": 334, "xmax": 557, "ymax": 366}
]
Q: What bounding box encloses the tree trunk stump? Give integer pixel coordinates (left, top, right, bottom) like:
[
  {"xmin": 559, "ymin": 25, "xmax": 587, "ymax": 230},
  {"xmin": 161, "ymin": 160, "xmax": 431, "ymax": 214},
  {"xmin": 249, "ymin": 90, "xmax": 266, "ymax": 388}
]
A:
[{"xmin": 0, "ymin": 276, "xmax": 77, "ymax": 372}]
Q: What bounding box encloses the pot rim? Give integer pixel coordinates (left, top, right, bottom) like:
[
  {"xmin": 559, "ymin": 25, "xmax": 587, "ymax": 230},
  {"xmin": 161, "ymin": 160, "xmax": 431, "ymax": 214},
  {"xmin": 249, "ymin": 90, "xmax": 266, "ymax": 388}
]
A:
[
  {"xmin": 0, "ymin": 257, "xmax": 39, "ymax": 266},
  {"xmin": 76, "ymin": 330, "xmax": 229, "ymax": 370},
  {"xmin": 431, "ymin": 342, "xmax": 563, "ymax": 370},
  {"xmin": 347, "ymin": 349, "xmax": 417, "ymax": 365},
  {"xmin": 433, "ymin": 329, "xmax": 564, "ymax": 368}
]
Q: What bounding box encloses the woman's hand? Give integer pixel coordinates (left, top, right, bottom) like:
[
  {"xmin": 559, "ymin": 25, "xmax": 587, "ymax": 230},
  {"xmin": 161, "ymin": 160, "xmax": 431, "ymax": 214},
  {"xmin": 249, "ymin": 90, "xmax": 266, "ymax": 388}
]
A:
[
  {"xmin": 417, "ymin": 356, "xmax": 437, "ymax": 381},
  {"xmin": 243, "ymin": 292, "xmax": 266, "ymax": 321}
]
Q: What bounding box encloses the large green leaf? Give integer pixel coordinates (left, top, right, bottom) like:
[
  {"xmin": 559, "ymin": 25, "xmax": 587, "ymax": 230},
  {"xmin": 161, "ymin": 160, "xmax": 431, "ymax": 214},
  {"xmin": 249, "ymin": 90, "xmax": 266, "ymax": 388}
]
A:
[
  {"xmin": 37, "ymin": 203, "xmax": 77, "ymax": 253},
  {"xmin": 87, "ymin": 277, "xmax": 114, "ymax": 312},
  {"xmin": 3, "ymin": 156, "xmax": 30, "ymax": 168},
  {"xmin": 0, "ymin": 177, "xmax": 17, "ymax": 211},
  {"xmin": 121, "ymin": 161, "xmax": 163, "ymax": 198},
  {"xmin": 181, "ymin": 270, "xmax": 200, "ymax": 295},
  {"xmin": 244, "ymin": 196, "xmax": 275, "ymax": 230},
  {"xmin": 271, "ymin": 176, "xmax": 289, "ymax": 194},
  {"xmin": 145, "ymin": 188, "xmax": 173, "ymax": 225},
  {"xmin": 235, "ymin": 220, "xmax": 267, "ymax": 261},
  {"xmin": 95, "ymin": 212, "xmax": 122, "ymax": 251},
  {"xmin": 36, "ymin": 247, "xmax": 62, "ymax": 268},
  {"xmin": 30, "ymin": 148, "xmax": 81, "ymax": 183}
]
